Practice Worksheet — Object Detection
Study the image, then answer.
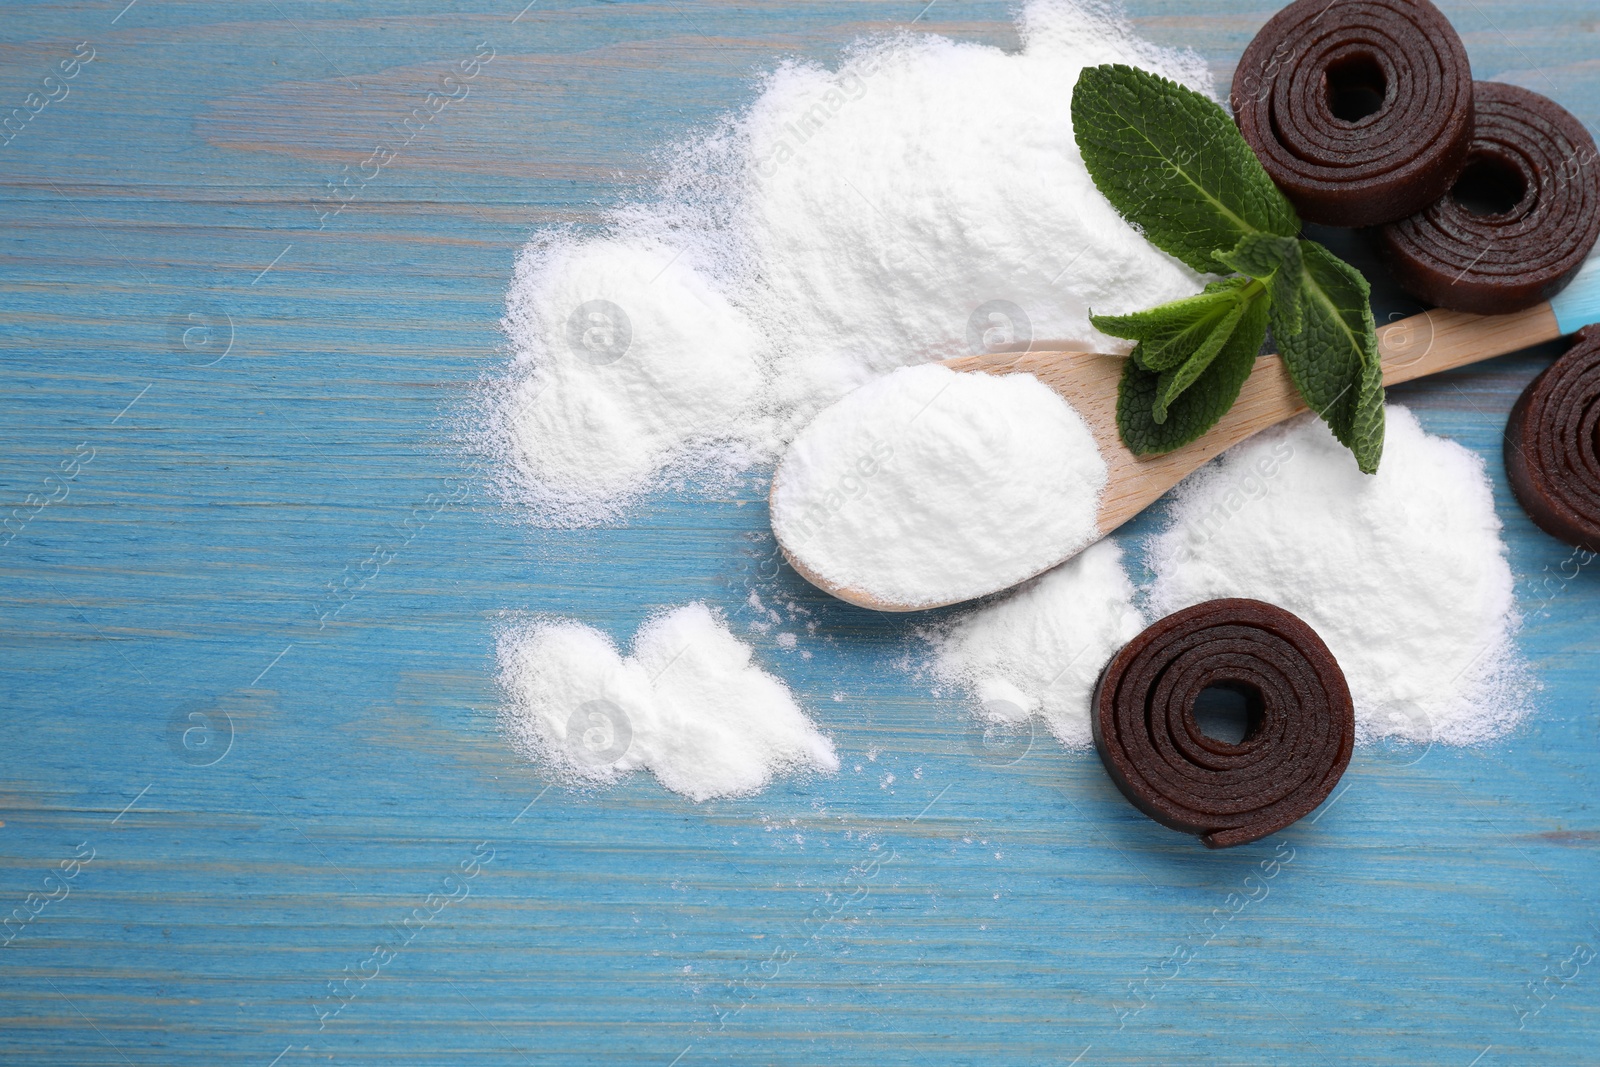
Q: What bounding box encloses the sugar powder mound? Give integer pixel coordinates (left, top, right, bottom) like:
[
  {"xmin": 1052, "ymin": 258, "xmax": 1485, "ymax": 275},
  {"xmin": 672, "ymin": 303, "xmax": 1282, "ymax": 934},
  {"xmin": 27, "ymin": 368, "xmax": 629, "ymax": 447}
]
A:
[
  {"xmin": 497, "ymin": 602, "xmax": 839, "ymax": 801},
  {"xmin": 492, "ymin": 0, "xmax": 1209, "ymax": 524},
  {"xmin": 494, "ymin": 236, "xmax": 771, "ymax": 526},
  {"xmin": 1147, "ymin": 406, "xmax": 1532, "ymax": 747},
  {"xmin": 770, "ymin": 364, "xmax": 1107, "ymax": 609},
  {"xmin": 929, "ymin": 539, "xmax": 1146, "ymax": 749},
  {"xmin": 737, "ymin": 20, "xmax": 1209, "ymax": 407}
]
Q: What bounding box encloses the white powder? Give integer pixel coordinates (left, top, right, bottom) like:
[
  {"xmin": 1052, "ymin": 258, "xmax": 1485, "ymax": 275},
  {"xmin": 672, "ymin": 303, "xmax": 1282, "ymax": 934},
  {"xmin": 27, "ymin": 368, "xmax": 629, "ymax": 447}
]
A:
[
  {"xmin": 490, "ymin": 0, "xmax": 1208, "ymax": 523},
  {"xmin": 930, "ymin": 539, "xmax": 1146, "ymax": 748},
  {"xmin": 495, "ymin": 238, "xmax": 769, "ymax": 525},
  {"xmin": 770, "ymin": 364, "xmax": 1107, "ymax": 609},
  {"xmin": 1147, "ymin": 406, "xmax": 1531, "ymax": 746},
  {"xmin": 497, "ymin": 603, "xmax": 839, "ymax": 801}
]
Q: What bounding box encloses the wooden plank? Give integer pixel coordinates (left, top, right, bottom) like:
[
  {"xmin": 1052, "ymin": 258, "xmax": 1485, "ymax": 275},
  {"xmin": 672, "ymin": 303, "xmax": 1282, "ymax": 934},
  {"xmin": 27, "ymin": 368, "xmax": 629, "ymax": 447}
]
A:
[{"xmin": 1, "ymin": 1, "xmax": 1598, "ymax": 1064}]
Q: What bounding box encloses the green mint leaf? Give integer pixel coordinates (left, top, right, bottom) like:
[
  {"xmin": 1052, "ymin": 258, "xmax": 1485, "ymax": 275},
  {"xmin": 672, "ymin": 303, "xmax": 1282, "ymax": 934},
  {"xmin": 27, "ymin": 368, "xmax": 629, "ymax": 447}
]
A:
[
  {"xmin": 1217, "ymin": 234, "xmax": 1303, "ymax": 336},
  {"xmin": 1117, "ymin": 288, "xmax": 1269, "ymax": 455},
  {"xmin": 1071, "ymin": 64, "xmax": 1299, "ymax": 274},
  {"xmin": 1268, "ymin": 265, "xmax": 1304, "ymax": 338},
  {"xmin": 1092, "ymin": 277, "xmax": 1252, "ymax": 372},
  {"xmin": 1152, "ymin": 283, "xmax": 1268, "ymax": 423},
  {"xmin": 1215, "ymin": 233, "xmax": 1298, "ymax": 278},
  {"xmin": 1273, "ymin": 241, "xmax": 1385, "ymax": 473},
  {"xmin": 1347, "ymin": 351, "xmax": 1386, "ymax": 474}
]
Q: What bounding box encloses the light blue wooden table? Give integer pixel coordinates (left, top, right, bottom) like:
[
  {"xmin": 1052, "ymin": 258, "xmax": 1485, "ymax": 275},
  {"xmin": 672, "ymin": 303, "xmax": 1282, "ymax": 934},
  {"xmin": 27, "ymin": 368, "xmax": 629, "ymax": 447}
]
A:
[{"xmin": 2, "ymin": 2, "xmax": 1598, "ymax": 1063}]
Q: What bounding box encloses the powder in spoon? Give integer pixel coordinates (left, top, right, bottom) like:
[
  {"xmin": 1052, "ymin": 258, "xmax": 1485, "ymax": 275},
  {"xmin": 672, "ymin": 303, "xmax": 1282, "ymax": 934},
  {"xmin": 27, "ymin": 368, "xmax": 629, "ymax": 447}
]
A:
[
  {"xmin": 769, "ymin": 364, "xmax": 1107, "ymax": 609},
  {"xmin": 489, "ymin": 0, "xmax": 1209, "ymax": 524},
  {"xmin": 497, "ymin": 602, "xmax": 839, "ymax": 801},
  {"xmin": 1147, "ymin": 406, "xmax": 1532, "ymax": 746}
]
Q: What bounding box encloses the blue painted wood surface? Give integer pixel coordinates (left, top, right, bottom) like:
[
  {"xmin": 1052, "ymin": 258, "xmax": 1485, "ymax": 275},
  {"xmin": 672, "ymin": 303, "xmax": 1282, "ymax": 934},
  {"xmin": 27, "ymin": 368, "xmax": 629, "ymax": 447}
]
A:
[{"xmin": 2, "ymin": 2, "xmax": 1599, "ymax": 1063}]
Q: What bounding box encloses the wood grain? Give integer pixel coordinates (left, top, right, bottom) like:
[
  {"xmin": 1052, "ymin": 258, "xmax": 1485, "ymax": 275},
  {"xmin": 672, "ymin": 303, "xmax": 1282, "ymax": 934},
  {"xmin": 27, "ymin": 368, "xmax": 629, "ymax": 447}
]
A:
[{"xmin": 1, "ymin": 2, "xmax": 1598, "ymax": 1065}]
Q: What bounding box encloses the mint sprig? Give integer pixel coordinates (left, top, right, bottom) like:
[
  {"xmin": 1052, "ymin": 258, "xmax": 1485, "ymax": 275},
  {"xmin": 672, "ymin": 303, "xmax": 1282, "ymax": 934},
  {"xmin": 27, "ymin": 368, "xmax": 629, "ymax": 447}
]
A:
[
  {"xmin": 1115, "ymin": 280, "xmax": 1268, "ymax": 456},
  {"xmin": 1072, "ymin": 64, "xmax": 1385, "ymax": 473}
]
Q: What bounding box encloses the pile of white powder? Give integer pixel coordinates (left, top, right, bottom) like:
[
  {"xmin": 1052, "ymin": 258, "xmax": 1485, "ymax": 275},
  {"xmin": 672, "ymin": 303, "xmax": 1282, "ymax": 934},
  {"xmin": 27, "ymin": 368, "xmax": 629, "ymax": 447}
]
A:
[
  {"xmin": 1145, "ymin": 406, "xmax": 1530, "ymax": 746},
  {"xmin": 490, "ymin": 0, "xmax": 1207, "ymax": 524},
  {"xmin": 497, "ymin": 603, "xmax": 838, "ymax": 801},
  {"xmin": 932, "ymin": 407, "xmax": 1530, "ymax": 751},
  {"xmin": 770, "ymin": 364, "xmax": 1107, "ymax": 609},
  {"xmin": 929, "ymin": 540, "xmax": 1146, "ymax": 748}
]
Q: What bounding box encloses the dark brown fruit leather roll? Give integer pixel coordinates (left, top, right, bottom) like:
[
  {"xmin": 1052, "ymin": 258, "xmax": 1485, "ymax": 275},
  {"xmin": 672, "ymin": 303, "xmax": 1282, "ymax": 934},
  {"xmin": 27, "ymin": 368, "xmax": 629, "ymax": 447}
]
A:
[
  {"xmin": 1379, "ymin": 83, "xmax": 1600, "ymax": 314},
  {"xmin": 1231, "ymin": 0, "xmax": 1475, "ymax": 227},
  {"xmin": 1505, "ymin": 327, "xmax": 1600, "ymax": 553},
  {"xmin": 1092, "ymin": 599, "xmax": 1354, "ymax": 849}
]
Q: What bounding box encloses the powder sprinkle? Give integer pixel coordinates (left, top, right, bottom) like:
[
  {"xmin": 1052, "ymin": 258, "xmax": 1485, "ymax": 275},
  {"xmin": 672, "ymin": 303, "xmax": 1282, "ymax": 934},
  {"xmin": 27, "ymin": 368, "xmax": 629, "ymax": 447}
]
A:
[
  {"xmin": 497, "ymin": 602, "xmax": 839, "ymax": 801},
  {"xmin": 929, "ymin": 539, "xmax": 1146, "ymax": 749}
]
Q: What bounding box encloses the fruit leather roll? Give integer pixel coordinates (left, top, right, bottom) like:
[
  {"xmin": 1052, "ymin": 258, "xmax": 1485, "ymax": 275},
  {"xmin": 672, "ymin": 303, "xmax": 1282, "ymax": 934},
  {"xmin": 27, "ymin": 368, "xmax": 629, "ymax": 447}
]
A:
[
  {"xmin": 1232, "ymin": 0, "xmax": 1475, "ymax": 227},
  {"xmin": 1506, "ymin": 326, "xmax": 1600, "ymax": 553},
  {"xmin": 1380, "ymin": 82, "xmax": 1600, "ymax": 315},
  {"xmin": 1093, "ymin": 599, "xmax": 1354, "ymax": 849}
]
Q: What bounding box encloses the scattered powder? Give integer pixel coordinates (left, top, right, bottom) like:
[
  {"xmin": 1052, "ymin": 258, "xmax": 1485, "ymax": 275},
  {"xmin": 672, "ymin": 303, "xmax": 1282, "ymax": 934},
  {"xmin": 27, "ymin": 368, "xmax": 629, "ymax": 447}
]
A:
[
  {"xmin": 930, "ymin": 539, "xmax": 1146, "ymax": 748},
  {"xmin": 490, "ymin": 0, "xmax": 1209, "ymax": 523},
  {"xmin": 1146, "ymin": 406, "xmax": 1531, "ymax": 746},
  {"xmin": 496, "ymin": 239, "xmax": 768, "ymax": 525},
  {"xmin": 770, "ymin": 364, "xmax": 1107, "ymax": 609},
  {"xmin": 497, "ymin": 602, "xmax": 838, "ymax": 801}
]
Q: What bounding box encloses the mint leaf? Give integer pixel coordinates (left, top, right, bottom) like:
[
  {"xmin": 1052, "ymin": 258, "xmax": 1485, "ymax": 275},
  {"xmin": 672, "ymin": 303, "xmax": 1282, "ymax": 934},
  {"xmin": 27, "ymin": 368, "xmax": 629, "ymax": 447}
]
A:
[
  {"xmin": 1153, "ymin": 283, "xmax": 1267, "ymax": 423},
  {"xmin": 1092, "ymin": 277, "xmax": 1253, "ymax": 372},
  {"xmin": 1274, "ymin": 241, "xmax": 1385, "ymax": 472},
  {"xmin": 1215, "ymin": 233, "xmax": 1298, "ymax": 278},
  {"xmin": 1217, "ymin": 234, "xmax": 1303, "ymax": 336},
  {"xmin": 1117, "ymin": 288, "xmax": 1269, "ymax": 455},
  {"xmin": 1072, "ymin": 64, "xmax": 1298, "ymax": 274}
]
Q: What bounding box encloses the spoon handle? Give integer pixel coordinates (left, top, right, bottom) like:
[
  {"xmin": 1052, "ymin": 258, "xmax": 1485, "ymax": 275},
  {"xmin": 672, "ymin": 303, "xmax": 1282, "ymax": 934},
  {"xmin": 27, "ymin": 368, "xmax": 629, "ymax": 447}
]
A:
[
  {"xmin": 1377, "ymin": 303, "xmax": 1561, "ymax": 386},
  {"xmin": 1089, "ymin": 300, "xmax": 1566, "ymax": 535}
]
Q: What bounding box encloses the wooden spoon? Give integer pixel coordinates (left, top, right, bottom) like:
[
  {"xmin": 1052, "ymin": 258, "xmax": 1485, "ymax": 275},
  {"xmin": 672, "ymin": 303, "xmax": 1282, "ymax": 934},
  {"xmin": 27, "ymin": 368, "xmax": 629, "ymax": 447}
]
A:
[{"xmin": 777, "ymin": 301, "xmax": 1566, "ymax": 612}]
